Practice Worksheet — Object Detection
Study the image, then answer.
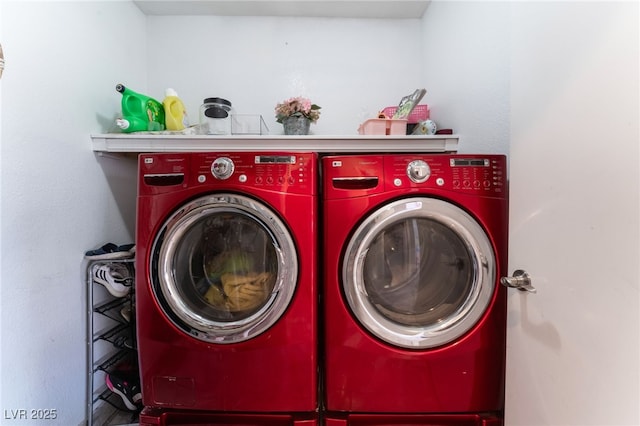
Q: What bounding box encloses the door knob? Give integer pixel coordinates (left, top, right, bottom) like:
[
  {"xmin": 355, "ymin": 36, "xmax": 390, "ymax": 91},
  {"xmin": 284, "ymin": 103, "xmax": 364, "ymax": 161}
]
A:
[
  {"xmin": 0, "ymin": 43, "xmax": 4, "ymax": 79},
  {"xmin": 501, "ymin": 269, "xmax": 536, "ymax": 293}
]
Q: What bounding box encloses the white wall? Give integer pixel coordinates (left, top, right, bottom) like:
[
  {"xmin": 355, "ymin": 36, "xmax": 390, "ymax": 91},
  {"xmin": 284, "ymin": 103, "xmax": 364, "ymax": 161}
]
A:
[
  {"xmin": 145, "ymin": 15, "xmax": 424, "ymax": 135},
  {"xmin": 421, "ymin": 1, "xmax": 510, "ymax": 154},
  {"xmin": 1, "ymin": 2, "xmax": 145, "ymax": 424}
]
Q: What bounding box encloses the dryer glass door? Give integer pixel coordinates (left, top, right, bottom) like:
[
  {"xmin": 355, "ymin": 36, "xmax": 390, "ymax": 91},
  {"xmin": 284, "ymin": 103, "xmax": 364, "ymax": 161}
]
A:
[
  {"xmin": 343, "ymin": 197, "xmax": 495, "ymax": 349},
  {"xmin": 151, "ymin": 193, "xmax": 298, "ymax": 343}
]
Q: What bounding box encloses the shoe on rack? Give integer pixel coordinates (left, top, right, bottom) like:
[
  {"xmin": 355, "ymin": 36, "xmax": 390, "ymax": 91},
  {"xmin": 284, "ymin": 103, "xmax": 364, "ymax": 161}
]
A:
[
  {"xmin": 92, "ymin": 264, "xmax": 132, "ymax": 298},
  {"xmin": 113, "ymin": 334, "xmax": 134, "ymax": 350},
  {"xmin": 120, "ymin": 305, "xmax": 133, "ymax": 322},
  {"xmin": 105, "ymin": 372, "xmax": 142, "ymax": 411},
  {"xmin": 85, "ymin": 243, "xmax": 136, "ymax": 260},
  {"xmin": 109, "ymin": 262, "xmax": 134, "ymax": 281},
  {"xmin": 111, "ymin": 356, "xmax": 139, "ymax": 377}
]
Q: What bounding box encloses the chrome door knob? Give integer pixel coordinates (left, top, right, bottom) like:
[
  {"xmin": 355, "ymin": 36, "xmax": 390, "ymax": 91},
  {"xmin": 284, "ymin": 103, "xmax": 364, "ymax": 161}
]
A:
[{"xmin": 501, "ymin": 269, "xmax": 536, "ymax": 293}]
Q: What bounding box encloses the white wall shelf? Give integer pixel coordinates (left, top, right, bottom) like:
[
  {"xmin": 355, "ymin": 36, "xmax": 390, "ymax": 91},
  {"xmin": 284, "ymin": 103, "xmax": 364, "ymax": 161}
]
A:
[
  {"xmin": 133, "ymin": 0, "xmax": 431, "ymax": 19},
  {"xmin": 91, "ymin": 134, "xmax": 459, "ymax": 153}
]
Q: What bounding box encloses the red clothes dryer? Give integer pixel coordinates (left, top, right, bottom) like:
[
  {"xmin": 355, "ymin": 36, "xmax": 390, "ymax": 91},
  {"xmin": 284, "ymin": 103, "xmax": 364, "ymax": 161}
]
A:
[
  {"xmin": 136, "ymin": 152, "xmax": 318, "ymax": 414},
  {"xmin": 321, "ymin": 154, "xmax": 508, "ymax": 424}
]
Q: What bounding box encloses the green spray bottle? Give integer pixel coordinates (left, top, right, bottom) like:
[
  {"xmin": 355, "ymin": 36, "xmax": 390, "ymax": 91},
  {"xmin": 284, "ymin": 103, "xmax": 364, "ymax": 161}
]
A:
[{"xmin": 115, "ymin": 84, "xmax": 165, "ymax": 132}]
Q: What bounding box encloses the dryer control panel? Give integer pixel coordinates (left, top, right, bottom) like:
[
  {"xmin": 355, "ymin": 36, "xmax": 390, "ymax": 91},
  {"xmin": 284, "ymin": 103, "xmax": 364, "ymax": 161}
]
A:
[{"xmin": 385, "ymin": 154, "xmax": 506, "ymax": 195}]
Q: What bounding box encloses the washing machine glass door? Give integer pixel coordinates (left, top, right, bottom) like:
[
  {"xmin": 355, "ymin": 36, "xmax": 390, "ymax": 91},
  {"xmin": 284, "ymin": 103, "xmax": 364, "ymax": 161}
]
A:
[
  {"xmin": 151, "ymin": 193, "xmax": 298, "ymax": 344},
  {"xmin": 343, "ymin": 197, "xmax": 496, "ymax": 349}
]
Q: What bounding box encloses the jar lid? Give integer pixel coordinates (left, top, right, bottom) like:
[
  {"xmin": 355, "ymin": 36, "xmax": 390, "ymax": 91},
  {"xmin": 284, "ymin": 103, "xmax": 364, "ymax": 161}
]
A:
[
  {"xmin": 203, "ymin": 97, "xmax": 231, "ymax": 107},
  {"xmin": 203, "ymin": 97, "xmax": 232, "ymax": 118},
  {"xmin": 204, "ymin": 107, "xmax": 229, "ymax": 119}
]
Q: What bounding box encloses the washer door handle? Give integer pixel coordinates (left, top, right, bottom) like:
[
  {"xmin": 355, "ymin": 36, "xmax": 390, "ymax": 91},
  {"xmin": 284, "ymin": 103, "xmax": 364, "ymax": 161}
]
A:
[{"xmin": 501, "ymin": 269, "xmax": 536, "ymax": 293}]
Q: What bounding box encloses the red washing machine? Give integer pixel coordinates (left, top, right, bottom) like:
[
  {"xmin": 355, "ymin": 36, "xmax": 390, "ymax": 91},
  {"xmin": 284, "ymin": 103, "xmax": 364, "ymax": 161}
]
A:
[
  {"xmin": 321, "ymin": 154, "xmax": 508, "ymax": 425},
  {"xmin": 135, "ymin": 152, "xmax": 318, "ymax": 422}
]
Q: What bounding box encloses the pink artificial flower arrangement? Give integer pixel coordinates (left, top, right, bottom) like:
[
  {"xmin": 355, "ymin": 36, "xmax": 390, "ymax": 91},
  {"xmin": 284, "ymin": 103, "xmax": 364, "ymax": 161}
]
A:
[{"xmin": 275, "ymin": 96, "xmax": 321, "ymax": 124}]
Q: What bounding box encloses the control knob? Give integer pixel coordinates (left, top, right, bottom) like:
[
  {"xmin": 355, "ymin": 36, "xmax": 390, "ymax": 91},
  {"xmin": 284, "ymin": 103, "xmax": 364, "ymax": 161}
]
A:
[
  {"xmin": 406, "ymin": 160, "xmax": 431, "ymax": 183},
  {"xmin": 211, "ymin": 157, "xmax": 235, "ymax": 180}
]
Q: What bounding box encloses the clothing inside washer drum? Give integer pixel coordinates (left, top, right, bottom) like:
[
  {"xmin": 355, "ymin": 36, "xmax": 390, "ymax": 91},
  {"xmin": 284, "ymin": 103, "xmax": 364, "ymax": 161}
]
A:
[{"xmin": 163, "ymin": 209, "xmax": 282, "ymax": 322}]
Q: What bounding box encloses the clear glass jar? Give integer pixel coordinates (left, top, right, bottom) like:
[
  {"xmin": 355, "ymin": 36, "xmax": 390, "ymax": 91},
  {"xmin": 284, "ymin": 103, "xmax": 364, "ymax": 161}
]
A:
[{"xmin": 198, "ymin": 98, "xmax": 233, "ymax": 135}]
